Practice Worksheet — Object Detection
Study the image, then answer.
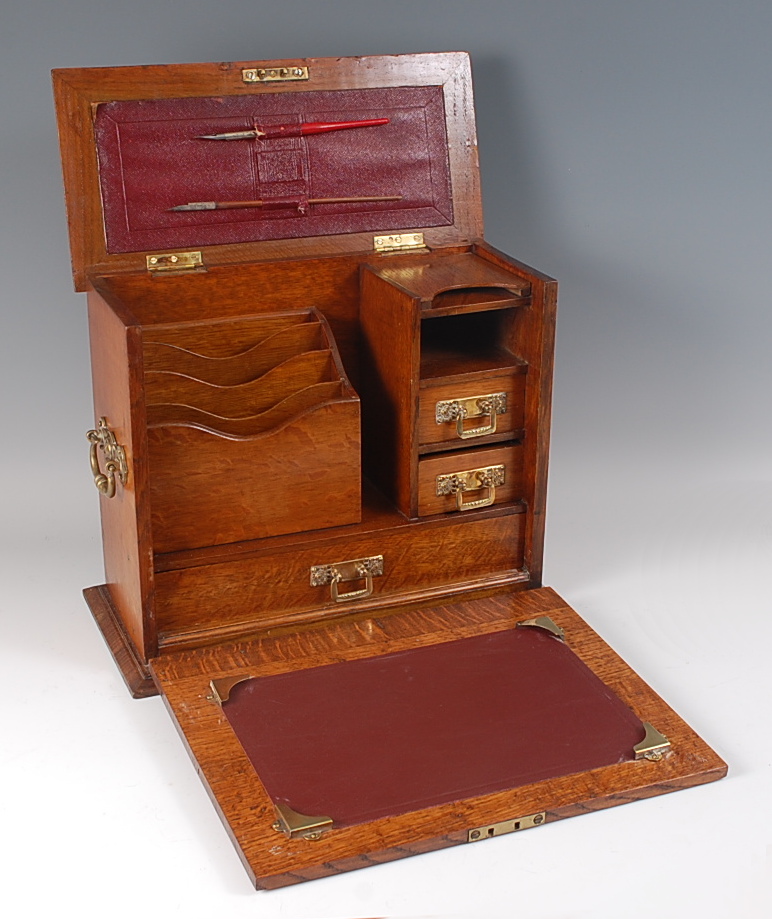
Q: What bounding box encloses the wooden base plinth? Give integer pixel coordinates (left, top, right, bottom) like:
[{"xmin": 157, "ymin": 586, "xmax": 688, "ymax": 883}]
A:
[{"xmin": 83, "ymin": 584, "xmax": 157, "ymax": 698}]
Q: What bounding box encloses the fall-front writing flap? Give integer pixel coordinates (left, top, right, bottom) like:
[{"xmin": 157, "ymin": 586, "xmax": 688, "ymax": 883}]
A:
[
  {"xmin": 149, "ymin": 586, "xmax": 726, "ymax": 889},
  {"xmin": 52, "ymin": 52, "xmax": 483, "ymax": 291}
]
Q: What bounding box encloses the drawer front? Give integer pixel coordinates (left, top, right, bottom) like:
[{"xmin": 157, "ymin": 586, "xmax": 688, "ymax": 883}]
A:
[
  {"xmin": 417, "ymin": 443, "xmax": 523, "ymax": 517},
  {"xmin": 418, "ymin": 371, "xmax": 525, "ymax": 449},
  {"xmin": 154, "ymin": 511, "xmax": 525, "ymax": 644}
]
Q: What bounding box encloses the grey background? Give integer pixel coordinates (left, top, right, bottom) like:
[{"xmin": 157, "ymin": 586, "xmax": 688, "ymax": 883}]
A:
[{"xmin": 2, "ymin": 2, "xmax": 770, "ymax": 917}]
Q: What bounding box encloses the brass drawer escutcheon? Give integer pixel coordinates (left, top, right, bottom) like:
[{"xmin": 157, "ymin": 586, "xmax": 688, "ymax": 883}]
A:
[
  {"xmin": 436, "ymin": 464, "xmax": 506, "ymax": 511},
  {"xmin": 310, "ymin": 555, "xmax": 384, "ymax": 603},
  {"xmin": 86, "ymin": 418, "xmax": 128, "ymax": 498},
  {"xmin": 435, "ymin": 392, "xmax": 508, "ymax": 440}
]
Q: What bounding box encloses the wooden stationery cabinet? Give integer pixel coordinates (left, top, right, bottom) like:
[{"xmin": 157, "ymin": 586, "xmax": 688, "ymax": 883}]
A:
[{"xmin": 53, "ymin": 52, "xmax": 725, "ymax": 889}]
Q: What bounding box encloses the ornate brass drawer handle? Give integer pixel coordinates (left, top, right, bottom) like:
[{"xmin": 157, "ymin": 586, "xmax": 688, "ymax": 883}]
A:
[
  {"xmin": 310, "ymin": 555, "xmax": 384, "ymax": 603},
  {"xmin": 435, "ymin": 392, "xmax": 507, "ymax": 440},
  {"xmin": 86, "ymin": 418, "xmax": 128, "ymax": 498},
  {"xmin": 436, "ymin": 464, "xmax": 506, "ymax": 511}
]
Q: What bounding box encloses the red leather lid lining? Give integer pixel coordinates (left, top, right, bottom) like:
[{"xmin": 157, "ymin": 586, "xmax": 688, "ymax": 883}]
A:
[{"xmin": 94, "ymin": 86, "xmax": 453, "ymax": 254}]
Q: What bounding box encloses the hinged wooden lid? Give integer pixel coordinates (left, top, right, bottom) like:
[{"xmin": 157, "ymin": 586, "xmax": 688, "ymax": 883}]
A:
[{"xmin": 52, "ymin": 52, "xmax": 483, "ymax": 291}]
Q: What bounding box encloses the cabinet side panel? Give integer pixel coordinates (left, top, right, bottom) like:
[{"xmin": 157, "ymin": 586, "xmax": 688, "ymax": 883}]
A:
[
  {"xmin": 474, "ymin": 244, "xmax": 557, "ymax": 583},
  {"xmin": 360, "ymin": 268, "xmax": 420, "ymax": 516},
  {"xmin": 87, "ymin": 290, "xmax": 155, "ymax": 658},
  {"xmin": 517, "ymin": 275, "xmax": 557, "ymax": 584}
]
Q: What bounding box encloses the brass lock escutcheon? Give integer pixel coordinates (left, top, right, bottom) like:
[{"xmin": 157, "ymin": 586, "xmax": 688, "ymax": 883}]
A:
[
  {"xmin": 310, "ymin": 555, "xmax": 384, "ymax": 603},
  {"xmin": 86, "ymin": 418, "xmax": 128, "ymax": 499},
  {"xmin": 242, "ymin": 66, "xmax": 309, "ymax": 83},
  {"xmin": 436, "ymin": 464, "xmax": 506, "ymax": 511},
  {"xmin": 435, "ymin": 392, "xmax": 507, "ymax": 440},
  {"xmin": 468, "ymin": 811, "xmax": 546, "ymax": 842}
]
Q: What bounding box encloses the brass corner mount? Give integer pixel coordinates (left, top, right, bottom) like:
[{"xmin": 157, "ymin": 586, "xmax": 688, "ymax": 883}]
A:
[
  {"xmin": 272, "ymin": 802, "xmax": 333, "ymax": 841},
  {"xmin": 634, "ymin": 722, "xmax": 672, "ymax": 761}
]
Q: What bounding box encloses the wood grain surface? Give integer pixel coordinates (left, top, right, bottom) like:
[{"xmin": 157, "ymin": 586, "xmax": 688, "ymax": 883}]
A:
[
  {"xmin": 150, "ymin": 586, "xmax": 727, "ymax": 889},
  {"xmin": 143, "ymin": 351, "xmax": 335, "ymax": 417},
  {"xmin": 83, "ymin": 584, "xmax": 156, "ymax": 698},
  {"xmin": 52, "ymin": 53, "xmax": 483, "ymax": 292},
  {"xmin": 143, "ymin": 321, "xmax": 324, "ymax": 384},
  {"xmin": 142, "ymin": 310, "xmax": 314, "ymax": 359},
  {"xmin": 369, "ymin": 251, "xmax": 531, "ymax": 305},
  {"xmin": 86, "ymin": 290, "xmax": 156, "ymax": 658},
  {"xmin": 153, "ymin": 508, "xmax": 526, "ymax": 646},
  {"xmin": 418, "ymin": 367, "xmax": 527, "ymax": 448},
  {"xmin": 416, "ymin": 442, "xmax": 524, "ymax": 516},
  {"xmin": 147, "ymin": 398, "xmax": 361, "ymax": 553}
]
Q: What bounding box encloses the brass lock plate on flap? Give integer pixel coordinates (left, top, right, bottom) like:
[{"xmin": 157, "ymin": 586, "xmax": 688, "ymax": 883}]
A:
[
  {"xmin": 435, "ymin": 391, "xmax": 508, "ymax": 439},
  {"xmin": 310, "ymin": 555, "xmax": 384, "ymax": 603},
  {"xmin": 468, "ymin": 811, "xmax": 546, "ymax": 842}
]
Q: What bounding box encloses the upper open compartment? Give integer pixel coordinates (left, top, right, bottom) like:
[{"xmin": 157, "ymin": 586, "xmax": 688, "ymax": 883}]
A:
[{"xmin": 52, "ymin": 53, "xmax": 483, "ymax": 291}]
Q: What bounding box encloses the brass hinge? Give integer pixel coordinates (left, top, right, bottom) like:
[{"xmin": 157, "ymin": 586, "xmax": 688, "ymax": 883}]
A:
[
  {"xmin": 373, "ymin": 232, "xmax": 426, "ymax": 253},
  {"xmin": 242, "ymin": 65, "xmax": 309, "ymax": 83},
  {"xmin": 146, "ymin": 251, "xmax": 204, "ymax": 274},
  {"xmin": 468, "ymin": 812, "xmax": 546, "ymax": 842}
]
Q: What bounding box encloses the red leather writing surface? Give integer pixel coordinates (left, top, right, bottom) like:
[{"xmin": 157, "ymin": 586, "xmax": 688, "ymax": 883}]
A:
[
  {"xmin": 94, "ymin": 87, "xmax": 453, "ymax": 253},
  {"xmin": 223, "ymin": 627, "xmax": 645, "ymax": 827}
]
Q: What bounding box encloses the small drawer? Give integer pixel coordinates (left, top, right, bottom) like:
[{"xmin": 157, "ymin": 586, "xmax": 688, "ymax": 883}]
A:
[
  {"xmin": 418, "ymin": 370, "xmax": 526, "ymax": 449},
  {"xmin": 417, "ymin": 443, "xmax": 523, "ymax": 516}
]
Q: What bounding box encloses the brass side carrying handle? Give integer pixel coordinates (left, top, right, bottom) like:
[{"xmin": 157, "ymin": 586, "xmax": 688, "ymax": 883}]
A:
[
  {"xmin": 435, "ymin": 392, "xmax": 508, "ymax": 440},
  {"xmin": 436, "ymin": 465, "xmax": 506, "ymax": 512},
  {"xmin": 86, "ymin": 418, "xmax": 128, "ymax": 498},
  {"xmin": 310, "ymin": 555, "xmax": 384, "ymax": 603}
]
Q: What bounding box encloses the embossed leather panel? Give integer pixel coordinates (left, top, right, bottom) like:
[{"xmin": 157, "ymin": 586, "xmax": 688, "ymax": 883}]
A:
[{"xmin": 95, "ymin": 87, "xmax": 453, "ymax": 253}]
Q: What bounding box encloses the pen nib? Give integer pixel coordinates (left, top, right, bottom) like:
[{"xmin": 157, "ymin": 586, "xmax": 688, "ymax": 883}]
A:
[
  {"xmin": 167, "ymin": 202, "xmax": 217, "ymax": 211},
  {"xmin": 196, "ymin": 130, "xmax": 261, "ymax": 141}
]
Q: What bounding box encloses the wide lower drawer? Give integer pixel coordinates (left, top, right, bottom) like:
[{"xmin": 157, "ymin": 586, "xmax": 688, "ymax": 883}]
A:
[
  {"xmin": 417, "ymin": 442, "xmax": 524, "ymax": 516},
  {"xmin": 154, "ymin": 510, "xmax": 526, "ymax": 646}
]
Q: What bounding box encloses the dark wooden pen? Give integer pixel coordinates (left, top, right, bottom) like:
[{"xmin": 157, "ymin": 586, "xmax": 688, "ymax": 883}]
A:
[{"xmin": 169, "ymin": 194, "xmax": 402, "ymax": 211}]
